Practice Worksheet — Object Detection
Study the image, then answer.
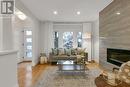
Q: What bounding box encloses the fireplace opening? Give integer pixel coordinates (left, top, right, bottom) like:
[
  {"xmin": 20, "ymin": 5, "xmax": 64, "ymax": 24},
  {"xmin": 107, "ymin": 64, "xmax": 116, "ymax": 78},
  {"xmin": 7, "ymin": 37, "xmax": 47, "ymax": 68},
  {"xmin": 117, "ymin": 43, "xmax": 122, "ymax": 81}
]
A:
[{"xmin": 107, "ymin": 48, "xmax": 130, "ymax": 66}]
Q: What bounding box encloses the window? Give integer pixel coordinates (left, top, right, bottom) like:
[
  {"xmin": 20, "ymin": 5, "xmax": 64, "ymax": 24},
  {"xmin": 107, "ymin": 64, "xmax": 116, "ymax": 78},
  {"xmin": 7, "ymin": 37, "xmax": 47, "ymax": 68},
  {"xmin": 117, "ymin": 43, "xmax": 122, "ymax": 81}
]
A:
[
  {"xmin": 26, "ymin": 51, "xmax": 32, "ymax": 58},
  {"xmin": 26, "ymin": 30, "xmax": 32, "ymax": 35},
  {"xmin": 24, "ymin": 30, "xmax": 33, "ymax": 59},
  {"xmin": 26, "ymin": 38, "xmax": 32, "ymax": 43},
  {"xmin": 54, "ymin": 32, "xmax": 59, "ymax": 48},
  {"xmin": 77, "ymin": 32, "xmax": 82, "ymax": 47},
  {"xmin": 27, "ymin": 45, "xmax": 32, "ymax": 50},
  {"xmin": 63, "ymin": 32, "xmax": 73, "ymax": 48},
  {"xmin": 53, "ymin": 31, "xmax": 82, "ymax": 48}
]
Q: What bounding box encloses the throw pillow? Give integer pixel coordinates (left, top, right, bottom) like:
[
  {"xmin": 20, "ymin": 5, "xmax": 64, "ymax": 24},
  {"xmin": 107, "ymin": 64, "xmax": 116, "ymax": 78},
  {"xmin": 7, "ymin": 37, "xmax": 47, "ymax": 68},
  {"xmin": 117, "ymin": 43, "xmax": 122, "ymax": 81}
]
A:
[
  {"xmin": 58, "ymin": 48, "xmax": 65, "ymax": 55},
  {"xmin": 77, "ymin": 47, "xmax": 82, "ymax": 55},
  {"xmin": 52, "ymin": 48, "xmax": 58, "ymax": 55},
  {"xmin": 119, "ymin": 61, "xmax": 130, "ymax": 84},
  {"xmin": 77, "ymin": 48, "xmax": 86, "ymax": 55},
  {"xmin": 65, "ymin": 48, "xmax": 71, "ymax": 56},
  {"xmin": 71, "ymin": 48, "xmax": 77, "ymax": 55}
]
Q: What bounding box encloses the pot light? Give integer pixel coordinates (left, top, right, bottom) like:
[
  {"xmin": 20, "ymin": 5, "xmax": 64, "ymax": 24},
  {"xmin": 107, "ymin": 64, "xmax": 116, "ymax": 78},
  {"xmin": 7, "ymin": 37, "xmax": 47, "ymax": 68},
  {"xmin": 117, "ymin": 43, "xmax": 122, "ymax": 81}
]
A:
[
  {"xmin": 53, "ymin": 11, "xmax": 58, "ymax": 15},
  {"xmin": 15, "ymin": 10, "xmax": 27, "ymax": 20},
  {"xmin": 17, "ymin": 14, "xmax": 27, "ymax": 20},
  {"xmin": 77, "ymin": 11, "xmax": 81, "ymax": 15}
]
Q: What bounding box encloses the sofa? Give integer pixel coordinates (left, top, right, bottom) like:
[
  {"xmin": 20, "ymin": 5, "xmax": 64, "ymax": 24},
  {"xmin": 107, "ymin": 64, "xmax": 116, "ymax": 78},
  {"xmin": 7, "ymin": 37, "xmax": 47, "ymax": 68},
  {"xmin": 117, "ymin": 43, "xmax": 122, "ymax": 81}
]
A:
[{"xmin": 49, "ymin": 48, "xmax": 88, "ymax": 64}]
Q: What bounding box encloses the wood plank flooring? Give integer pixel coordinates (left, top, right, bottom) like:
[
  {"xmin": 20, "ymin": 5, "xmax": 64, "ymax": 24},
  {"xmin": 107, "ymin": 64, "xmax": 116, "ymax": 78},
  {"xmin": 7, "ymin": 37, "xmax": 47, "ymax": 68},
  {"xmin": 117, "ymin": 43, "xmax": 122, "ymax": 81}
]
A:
[{"xmin": 18, "ymin": 62, "xmax": 49, "ymax": 87}]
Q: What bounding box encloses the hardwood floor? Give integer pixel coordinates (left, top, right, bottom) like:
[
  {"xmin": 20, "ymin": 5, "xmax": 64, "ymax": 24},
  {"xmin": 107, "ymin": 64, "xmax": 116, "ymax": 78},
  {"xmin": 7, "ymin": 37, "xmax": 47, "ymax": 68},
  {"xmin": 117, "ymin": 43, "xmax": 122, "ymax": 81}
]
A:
[
  {"xmin": 18, "ymin": 62, "xmax": 102, "ymax": 87},
  {"xmin": 18, "ymin": 62, "xmax": 50, "ymax": 87}
]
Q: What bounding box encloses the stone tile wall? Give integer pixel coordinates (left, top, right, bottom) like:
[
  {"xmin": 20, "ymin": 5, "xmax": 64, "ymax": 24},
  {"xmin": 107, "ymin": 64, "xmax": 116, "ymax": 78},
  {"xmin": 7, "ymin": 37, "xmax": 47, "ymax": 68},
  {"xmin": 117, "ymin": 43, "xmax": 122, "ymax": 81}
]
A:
[{"xmin": 99, "ymin": 0, "xmax": 130, "ymax": 70}]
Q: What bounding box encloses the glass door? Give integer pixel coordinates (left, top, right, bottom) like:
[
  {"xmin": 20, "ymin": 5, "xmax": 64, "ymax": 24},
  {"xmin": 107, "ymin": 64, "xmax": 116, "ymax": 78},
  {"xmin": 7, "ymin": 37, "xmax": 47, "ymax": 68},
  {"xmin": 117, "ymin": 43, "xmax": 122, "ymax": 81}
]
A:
[{"xmin": 24, "ymin": 29, "xmax": 32, "ymax": 61}]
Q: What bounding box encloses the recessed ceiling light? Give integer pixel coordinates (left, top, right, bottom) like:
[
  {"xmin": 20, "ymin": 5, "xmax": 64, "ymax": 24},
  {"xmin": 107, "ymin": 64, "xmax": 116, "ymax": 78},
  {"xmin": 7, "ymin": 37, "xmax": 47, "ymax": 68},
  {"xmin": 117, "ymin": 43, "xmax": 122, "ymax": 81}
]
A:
[
  {"xmin": 116, "ymin": 12, "xmax": 120, "ymax": 15},
  {"xmin": 77, "ymin": 11, "xmax": 81, "ymax": 15},
  {"xmin": 53, "ymin": 11, "xmax": 58, "ymax": 15},
  {"xmin": 15, "ymin": 10, "xmax": 27, "ymax": 20}
]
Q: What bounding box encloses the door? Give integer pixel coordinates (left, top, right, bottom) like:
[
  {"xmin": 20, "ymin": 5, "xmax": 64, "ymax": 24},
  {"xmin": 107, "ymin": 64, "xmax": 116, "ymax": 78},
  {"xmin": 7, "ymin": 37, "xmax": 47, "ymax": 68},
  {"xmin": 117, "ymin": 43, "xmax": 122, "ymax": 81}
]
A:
[{"xmin": 24, "ymin": 29, "xmax": 33, "ymax": 61}]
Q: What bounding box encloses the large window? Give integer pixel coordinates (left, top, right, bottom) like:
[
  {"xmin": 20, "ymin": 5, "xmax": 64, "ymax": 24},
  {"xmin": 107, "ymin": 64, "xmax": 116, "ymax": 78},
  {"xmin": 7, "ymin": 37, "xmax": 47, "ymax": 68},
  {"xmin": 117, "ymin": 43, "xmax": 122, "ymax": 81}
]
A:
[
  {"xmin": 53, "ymin": 31, "xmax": 82, "ymax": 48},
  {"xmin": 54, "ymin": 32, "xmax": 59, "ymax": 48},
  {"xmin": 63, "ymin": 32, "xmax": 73, "ymax": 48},
  {"xmin": 77, "ymin": 32, "xmax": 82, "ymax": 47}
]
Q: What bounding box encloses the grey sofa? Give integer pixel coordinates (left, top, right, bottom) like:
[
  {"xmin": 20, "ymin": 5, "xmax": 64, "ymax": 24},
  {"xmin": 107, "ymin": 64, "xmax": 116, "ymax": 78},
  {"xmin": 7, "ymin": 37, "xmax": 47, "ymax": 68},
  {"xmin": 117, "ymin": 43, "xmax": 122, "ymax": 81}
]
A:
[{"xmin": 49, "ymin": 48, "xmax": 88, "ymax": 64}]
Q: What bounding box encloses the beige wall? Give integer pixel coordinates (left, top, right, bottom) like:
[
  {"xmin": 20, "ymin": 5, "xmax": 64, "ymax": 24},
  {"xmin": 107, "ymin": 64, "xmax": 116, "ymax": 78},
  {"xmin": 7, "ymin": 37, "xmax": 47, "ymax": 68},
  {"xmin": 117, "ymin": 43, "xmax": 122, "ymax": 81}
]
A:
[{"xmin": 99, "ymin": 0, "xmax": 130, "ymax": 69}]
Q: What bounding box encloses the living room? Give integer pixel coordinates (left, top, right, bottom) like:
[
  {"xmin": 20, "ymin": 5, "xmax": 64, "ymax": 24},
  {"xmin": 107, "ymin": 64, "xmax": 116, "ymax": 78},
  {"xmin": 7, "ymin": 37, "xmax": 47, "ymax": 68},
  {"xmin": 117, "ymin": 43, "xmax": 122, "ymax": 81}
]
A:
[{"xmin": 0, "ymin": 0, "xmax": 130, "ymax": 87}]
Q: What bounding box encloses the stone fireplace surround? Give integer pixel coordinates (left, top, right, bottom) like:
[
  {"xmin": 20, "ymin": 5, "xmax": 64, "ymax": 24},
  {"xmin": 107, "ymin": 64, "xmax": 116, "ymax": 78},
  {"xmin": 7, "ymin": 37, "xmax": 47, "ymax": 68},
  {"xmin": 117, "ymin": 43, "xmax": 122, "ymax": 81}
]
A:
[
  {"xmin": 99, "ymin": 47, "xmax": 119, "ymax": 71},
  {"xmin": 99, "ymin": 0, "xmax": 130, "ymax": 70}
]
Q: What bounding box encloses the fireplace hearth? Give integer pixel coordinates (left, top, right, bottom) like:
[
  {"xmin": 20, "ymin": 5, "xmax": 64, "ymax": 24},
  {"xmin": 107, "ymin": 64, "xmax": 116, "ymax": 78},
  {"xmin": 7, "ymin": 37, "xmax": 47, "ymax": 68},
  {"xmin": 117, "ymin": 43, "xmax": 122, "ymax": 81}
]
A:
[{"xmin": 107, "ymin": 48, "xmax": 130, "ymax": 66}]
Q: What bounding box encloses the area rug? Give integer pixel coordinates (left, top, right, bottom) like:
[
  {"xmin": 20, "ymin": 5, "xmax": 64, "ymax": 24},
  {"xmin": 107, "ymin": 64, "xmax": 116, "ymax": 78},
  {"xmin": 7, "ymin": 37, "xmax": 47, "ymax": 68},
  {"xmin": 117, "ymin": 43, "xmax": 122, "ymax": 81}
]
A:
[{"xmin": 34, "ymin": 66, "xmax": 101, "ymax": 87}]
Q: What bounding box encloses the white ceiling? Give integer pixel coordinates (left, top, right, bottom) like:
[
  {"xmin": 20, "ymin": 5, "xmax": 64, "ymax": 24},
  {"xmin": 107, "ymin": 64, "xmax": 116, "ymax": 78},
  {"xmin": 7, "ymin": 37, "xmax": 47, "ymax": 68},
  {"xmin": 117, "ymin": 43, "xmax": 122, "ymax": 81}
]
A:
[{"xmin": 20, "ymin": 0, "xmax": 113, "ymax": 22}]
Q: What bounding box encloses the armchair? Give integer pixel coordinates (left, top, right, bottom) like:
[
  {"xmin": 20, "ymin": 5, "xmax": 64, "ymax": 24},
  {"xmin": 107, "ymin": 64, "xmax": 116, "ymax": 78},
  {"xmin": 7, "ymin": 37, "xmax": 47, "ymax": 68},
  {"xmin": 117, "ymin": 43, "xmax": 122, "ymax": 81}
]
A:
[{"xmin": 113, "ymin": 61, "xmax": 130, "ymax": 84}]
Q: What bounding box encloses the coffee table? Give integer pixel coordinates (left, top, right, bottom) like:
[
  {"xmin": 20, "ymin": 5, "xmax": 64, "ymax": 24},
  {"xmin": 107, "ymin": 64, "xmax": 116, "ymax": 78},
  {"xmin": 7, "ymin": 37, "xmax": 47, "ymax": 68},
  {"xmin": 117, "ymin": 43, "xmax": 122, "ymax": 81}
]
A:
[
  {"xmin": 95, "ymin": 75, "xmax": 129, "ymax": 87},
  {"xmin": 57, "ymin": 60, "xmax": 86, "ymax": 72}
]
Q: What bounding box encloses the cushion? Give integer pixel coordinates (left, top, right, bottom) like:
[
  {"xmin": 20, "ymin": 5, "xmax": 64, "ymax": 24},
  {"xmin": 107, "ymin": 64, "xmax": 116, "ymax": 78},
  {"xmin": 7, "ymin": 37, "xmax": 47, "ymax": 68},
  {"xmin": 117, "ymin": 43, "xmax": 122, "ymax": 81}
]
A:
[
  {"xmin": 58, "ymin": 48, "xmax": 65, "ymax": 55},
  {"xmin": 76, "ymin": 55, "xmax": 82, "ymax": 63},
  {"xmin": 71, "ymin": 48, "xmax": 77, "ymax": 55},
  {"xmin": 127, "ymin": 61, "xmax": 130, "ymax": 66},
  {"xmin": 52, "ymin": 48, "xmax": 58, "ymax": 55},
  {"xmin": 77, "ymin": 48, "xmax": 86, "ymax": 55},
  {"xmin": 119, "ymin": 61, "xmax": 130, "ymax": 84},
  {"xmin": 65, "ymin": 48, "xmax": 71, "ymax": 56}
]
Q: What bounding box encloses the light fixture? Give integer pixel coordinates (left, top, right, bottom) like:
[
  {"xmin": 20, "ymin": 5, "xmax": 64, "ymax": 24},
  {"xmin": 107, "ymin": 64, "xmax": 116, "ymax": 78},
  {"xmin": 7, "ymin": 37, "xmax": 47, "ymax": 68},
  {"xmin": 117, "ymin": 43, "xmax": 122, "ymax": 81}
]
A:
[
  {"xmin": 15, "ymin": 10, "xmax": 27, "ymax": 20},
  {"xmin": 17, "ymin": 14, "xmax": 27, "ymax": 20},
  {"xmin": 53, "ymin": 11, "xmax": 58, "ymax": 15},
  {"xmin": 116, "ymin": 12, "xmax": 120, "ymax": 15},
  {"xmin": 77, "ymin": 11, "xmax": 81, "ymax": 15}
]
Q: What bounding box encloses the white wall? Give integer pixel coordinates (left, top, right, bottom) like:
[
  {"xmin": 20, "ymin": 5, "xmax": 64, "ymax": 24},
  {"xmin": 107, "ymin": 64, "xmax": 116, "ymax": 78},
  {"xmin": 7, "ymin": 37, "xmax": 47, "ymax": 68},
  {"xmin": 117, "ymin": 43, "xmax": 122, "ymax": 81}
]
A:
[
  {"xmin": 0, "ymin": 0, "xmax": 13, "ymax": 51},
  {"xmin": 0, "ymin": 51, "xmax": 18, "ymax": 87},
  {"xmin": 92, "ymin": 20, "xmax": 99, "ymax": 63},
  {"xmin": 0, "ymin": 1, "xmax": 18, "ymax": 86},
  {"xmin": 82, "ymin": 23, "xmax": 92, "ymax": 61},
  {"xmin": 12, "ymin": 16, "xmax": 24, "ymax": 62},
  {"xmin": 0, "ymin": 16, "xmax": 2, "ymax": 50},
  {"xmin": 40, "ymin": 21, "xmax": 53, "ymax": 56},
  {"xmin": 32, "ymin": 20, "xmax": 40, "ymax": 65},
  {"xmin": 2, "ymin": 16, "xmax": 13, "ymax": 50},
  {"xmin": 0, "ymin": 15, "xmax": 13, "ymax": 51},
  {"xmin": 15, "ymin": 0, "xmax": 40, "ymax": 66}
]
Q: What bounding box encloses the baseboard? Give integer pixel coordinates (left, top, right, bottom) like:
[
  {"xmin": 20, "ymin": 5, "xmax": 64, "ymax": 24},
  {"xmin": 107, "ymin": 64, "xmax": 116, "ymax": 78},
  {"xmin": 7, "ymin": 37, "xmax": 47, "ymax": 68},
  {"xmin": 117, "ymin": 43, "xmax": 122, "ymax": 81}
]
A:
[
  {"xmin": 88, "ymin": 60, "xmax": 95, "ymax": 63},
  {"xmin": 18, "ymin": 61, "xmax": 31, "ymax": 64}
]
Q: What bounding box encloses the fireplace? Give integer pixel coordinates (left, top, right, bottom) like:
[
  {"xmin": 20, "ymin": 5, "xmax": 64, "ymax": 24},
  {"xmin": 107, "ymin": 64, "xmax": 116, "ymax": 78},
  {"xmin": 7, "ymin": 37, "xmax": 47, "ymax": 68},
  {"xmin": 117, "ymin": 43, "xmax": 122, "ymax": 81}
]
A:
[{"xmin": 107, "ymin": 48, "xmax": 130, "ymax": 66}]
